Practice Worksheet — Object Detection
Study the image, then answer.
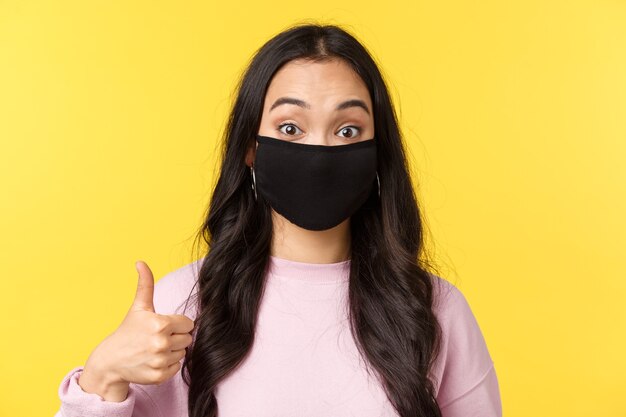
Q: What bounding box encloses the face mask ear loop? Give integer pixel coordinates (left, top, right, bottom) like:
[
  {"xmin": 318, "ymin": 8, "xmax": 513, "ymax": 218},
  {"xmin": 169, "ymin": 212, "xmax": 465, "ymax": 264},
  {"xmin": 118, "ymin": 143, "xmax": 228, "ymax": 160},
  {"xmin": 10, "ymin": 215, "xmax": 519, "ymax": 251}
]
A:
[{"xmin": 250, "ymin": 165, "xmax": 258, "ymax": 201}]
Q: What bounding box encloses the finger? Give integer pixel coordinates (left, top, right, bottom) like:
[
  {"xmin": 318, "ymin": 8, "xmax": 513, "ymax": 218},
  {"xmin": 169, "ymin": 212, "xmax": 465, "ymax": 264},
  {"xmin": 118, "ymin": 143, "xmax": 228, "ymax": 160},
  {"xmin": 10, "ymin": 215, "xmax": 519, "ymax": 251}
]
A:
[
  {"xmin": 132, "ymin": 260, "xmax": 155, "ymax": 312},
  {"xmin": 166, "ymin": 314, "xmax": 195, "ymax": 334},
  {"xmin": 168, "ymin": 333, "xmax": 194, "ymax": 351},
  {"xmin": 155, "ymin": 360, "xmax": 182, "ymax": 386},
  {"xmin": 166, "ymin": 348, "xmax": 187, "ymax": 366}
]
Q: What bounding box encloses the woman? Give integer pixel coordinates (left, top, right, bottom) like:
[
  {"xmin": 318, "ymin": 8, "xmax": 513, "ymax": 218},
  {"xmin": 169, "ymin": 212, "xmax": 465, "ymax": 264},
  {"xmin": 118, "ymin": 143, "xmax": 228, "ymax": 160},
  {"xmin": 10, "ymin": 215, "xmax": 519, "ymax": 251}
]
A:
[{"xmin": 56, "ymin": 23, "xmax": 502, "ymax": 417}]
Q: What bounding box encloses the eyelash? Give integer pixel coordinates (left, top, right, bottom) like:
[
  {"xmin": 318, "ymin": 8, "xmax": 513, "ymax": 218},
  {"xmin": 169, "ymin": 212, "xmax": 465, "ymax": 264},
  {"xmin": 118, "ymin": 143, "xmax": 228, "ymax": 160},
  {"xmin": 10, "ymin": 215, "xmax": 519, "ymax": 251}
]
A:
[{"xmin": 277, "ymin": 123, "xmax": 361, "ymax": 138}]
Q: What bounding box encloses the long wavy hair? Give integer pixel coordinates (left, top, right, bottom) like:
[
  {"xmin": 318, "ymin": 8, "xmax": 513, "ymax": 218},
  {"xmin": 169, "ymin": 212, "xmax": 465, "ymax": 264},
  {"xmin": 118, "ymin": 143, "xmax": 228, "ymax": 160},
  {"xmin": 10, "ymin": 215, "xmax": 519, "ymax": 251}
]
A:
[{"xmin": 179, "ymin": 22, "xmax": 445, "ymax": 417}]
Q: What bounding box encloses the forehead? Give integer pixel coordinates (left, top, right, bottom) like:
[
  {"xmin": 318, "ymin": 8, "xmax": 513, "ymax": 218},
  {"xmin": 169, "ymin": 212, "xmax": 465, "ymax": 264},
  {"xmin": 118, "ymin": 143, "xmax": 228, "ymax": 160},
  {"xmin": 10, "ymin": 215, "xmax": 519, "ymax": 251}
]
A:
[{"xmin": 264, "ymin": 58, "xmax": 371, "ymax": 108}]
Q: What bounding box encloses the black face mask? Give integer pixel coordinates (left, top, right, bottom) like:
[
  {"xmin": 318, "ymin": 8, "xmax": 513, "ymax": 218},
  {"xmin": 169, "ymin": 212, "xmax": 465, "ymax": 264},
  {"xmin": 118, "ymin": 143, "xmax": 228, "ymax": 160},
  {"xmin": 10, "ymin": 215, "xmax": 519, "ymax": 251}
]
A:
[{"xmin": 253, "ymin": 134, "xmax": 378, "ymax": 231}]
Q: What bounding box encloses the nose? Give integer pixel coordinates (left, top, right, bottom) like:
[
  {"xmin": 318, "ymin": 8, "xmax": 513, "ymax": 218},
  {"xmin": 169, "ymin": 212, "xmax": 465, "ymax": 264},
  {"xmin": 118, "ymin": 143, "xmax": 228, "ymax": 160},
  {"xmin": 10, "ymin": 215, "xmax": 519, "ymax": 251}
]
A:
[{"xmin": 302, "ymin": 134, "xmax": 337, "ymax": 146}]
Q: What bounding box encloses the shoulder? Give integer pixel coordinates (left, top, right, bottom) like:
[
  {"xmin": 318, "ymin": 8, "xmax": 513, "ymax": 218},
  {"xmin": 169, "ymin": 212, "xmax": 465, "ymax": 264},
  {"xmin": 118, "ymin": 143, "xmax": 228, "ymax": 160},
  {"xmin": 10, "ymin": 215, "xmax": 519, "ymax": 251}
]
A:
[
  {"xmin": 428, "ymin": 274, "xmax": 498, "ymax": 408},
  {"xmin": 431, "ymin": 274, "xmax": 477, "ymax": 325},
  {"xmin": 153, "ymin": 257, "xmax": 204, "ymax": 320}
]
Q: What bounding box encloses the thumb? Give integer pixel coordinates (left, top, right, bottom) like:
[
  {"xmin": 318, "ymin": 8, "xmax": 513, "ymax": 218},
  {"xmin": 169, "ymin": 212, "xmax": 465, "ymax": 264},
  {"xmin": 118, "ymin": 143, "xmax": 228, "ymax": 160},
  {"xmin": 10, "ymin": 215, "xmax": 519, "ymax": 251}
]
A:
[{"xmin": 132, "ymin": 260, "xmax": 155, "ymax": 312}]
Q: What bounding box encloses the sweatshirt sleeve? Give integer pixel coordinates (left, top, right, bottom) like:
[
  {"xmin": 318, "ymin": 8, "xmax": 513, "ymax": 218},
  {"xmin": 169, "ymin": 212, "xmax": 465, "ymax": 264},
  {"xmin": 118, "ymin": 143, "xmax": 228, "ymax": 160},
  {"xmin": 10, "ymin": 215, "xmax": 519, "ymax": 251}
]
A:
[
  {"xmin": 54, "ymin": 366, "xmax": 153, "ymax": 417},
  {"xmin": 432, "ymin": 280, "xmax": 503, "ymax": 417}
]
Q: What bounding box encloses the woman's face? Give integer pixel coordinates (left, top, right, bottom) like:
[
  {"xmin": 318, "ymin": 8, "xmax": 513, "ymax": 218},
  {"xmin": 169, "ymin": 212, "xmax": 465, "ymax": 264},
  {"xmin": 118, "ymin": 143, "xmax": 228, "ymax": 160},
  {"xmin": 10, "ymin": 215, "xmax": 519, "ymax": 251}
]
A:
[{"xmin": 247, "ymin": 58, "xmax": 374, "ymax": 166}]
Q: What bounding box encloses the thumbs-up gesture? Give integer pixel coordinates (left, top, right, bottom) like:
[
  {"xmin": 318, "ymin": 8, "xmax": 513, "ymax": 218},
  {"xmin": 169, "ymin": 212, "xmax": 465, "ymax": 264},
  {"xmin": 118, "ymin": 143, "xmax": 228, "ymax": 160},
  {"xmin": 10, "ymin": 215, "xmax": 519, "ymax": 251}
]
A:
[{"xmin": 79, "ymin": 261, "xmax": 195, "ymax": 401}]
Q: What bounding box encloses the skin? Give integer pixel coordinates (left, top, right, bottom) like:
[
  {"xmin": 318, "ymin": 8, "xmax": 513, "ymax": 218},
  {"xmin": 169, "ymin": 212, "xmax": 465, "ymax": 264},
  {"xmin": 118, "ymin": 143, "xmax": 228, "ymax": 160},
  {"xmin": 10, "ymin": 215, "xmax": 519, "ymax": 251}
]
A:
[{"xmin": 245, "ymin": 58, "xmax": 375, "ymax": 264}]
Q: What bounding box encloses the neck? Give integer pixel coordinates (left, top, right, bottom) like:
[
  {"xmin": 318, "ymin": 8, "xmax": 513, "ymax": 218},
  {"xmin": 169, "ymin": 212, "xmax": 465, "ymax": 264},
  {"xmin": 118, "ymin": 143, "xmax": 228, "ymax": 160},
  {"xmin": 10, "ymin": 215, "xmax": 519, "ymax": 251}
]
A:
[{"xmin": 270, "ymin": 209, "xmax": 351, "ymax": 264}]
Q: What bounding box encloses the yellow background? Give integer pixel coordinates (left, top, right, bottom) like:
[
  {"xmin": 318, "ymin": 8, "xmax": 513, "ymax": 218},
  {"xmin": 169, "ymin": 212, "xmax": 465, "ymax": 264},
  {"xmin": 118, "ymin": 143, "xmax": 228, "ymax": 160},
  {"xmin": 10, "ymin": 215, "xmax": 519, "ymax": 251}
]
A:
[{"xmin": 1, "ymin": 1, "xmax": 624, "ymax": 416}]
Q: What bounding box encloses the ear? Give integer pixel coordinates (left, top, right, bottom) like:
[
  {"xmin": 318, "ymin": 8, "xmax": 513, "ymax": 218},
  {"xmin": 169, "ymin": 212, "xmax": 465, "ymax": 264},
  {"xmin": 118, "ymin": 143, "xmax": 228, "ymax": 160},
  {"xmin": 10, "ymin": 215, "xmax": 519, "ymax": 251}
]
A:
[{"xmin": 245, "ymin": 140, "xmax": 257, "ymax": 167}]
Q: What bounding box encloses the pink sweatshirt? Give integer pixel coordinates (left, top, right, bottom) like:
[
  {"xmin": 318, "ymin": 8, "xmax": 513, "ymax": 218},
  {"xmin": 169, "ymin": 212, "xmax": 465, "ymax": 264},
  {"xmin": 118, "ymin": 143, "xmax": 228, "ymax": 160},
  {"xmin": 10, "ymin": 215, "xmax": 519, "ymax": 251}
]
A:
[{"xmin": 55, "ymin": 255, "xmax": 502, "ymax": 417}]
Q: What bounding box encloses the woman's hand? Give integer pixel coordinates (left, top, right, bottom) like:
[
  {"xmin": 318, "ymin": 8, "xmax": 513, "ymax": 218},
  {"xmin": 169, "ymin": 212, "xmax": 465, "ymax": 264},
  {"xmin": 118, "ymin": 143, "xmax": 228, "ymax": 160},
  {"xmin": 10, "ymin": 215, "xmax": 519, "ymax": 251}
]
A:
[{"xmin": 79, "ymin": 261, "xmax": 195, "ymax": 401}]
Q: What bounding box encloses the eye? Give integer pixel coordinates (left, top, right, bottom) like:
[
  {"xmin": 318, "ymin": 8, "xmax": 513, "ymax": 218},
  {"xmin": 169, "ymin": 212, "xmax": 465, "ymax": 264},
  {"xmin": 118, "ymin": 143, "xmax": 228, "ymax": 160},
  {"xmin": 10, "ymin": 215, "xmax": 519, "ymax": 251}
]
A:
[
  {"xmin": 337, "ymin": 126, "xmax": 360, "ymax": 139},
  {"xmin": 277, "ymin": 123, "xmax": 303, "ymax": 136}
]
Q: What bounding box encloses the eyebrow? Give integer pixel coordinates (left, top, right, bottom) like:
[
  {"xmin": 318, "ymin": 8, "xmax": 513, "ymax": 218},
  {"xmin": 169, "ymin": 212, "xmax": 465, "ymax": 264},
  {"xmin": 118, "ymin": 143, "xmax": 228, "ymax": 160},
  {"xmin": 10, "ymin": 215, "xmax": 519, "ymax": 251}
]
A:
[{"xmin": 269, "ymin": 97, "xmax": 370, "ymax": 115}]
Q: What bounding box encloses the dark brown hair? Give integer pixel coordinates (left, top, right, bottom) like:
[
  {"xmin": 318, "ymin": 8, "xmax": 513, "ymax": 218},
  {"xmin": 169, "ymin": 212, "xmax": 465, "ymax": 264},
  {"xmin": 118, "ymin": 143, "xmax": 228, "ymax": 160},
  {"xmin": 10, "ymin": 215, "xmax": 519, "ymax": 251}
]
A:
[{"xmin": 181, "ymin": 22, "xmax": 444, "ymax": 417}]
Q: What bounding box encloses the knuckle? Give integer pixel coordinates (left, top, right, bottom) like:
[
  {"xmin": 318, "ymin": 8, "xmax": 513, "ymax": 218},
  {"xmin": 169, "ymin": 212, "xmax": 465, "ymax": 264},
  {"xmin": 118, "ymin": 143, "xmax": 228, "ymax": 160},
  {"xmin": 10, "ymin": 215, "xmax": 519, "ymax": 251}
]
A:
[
  {"xmin": 151, "ymin": 336, "xmax": 169, "ymax": 352},
  {"xmin": 151, "ymin": 356, "xmax": 167, "ymax": 369},
  {"xmin": 151, "ymin": 368, "xmax": 167, "ymax": 383},
  {"xmin": 152, "ymin": 317, "xmax": 169, "ymax": 333}
]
